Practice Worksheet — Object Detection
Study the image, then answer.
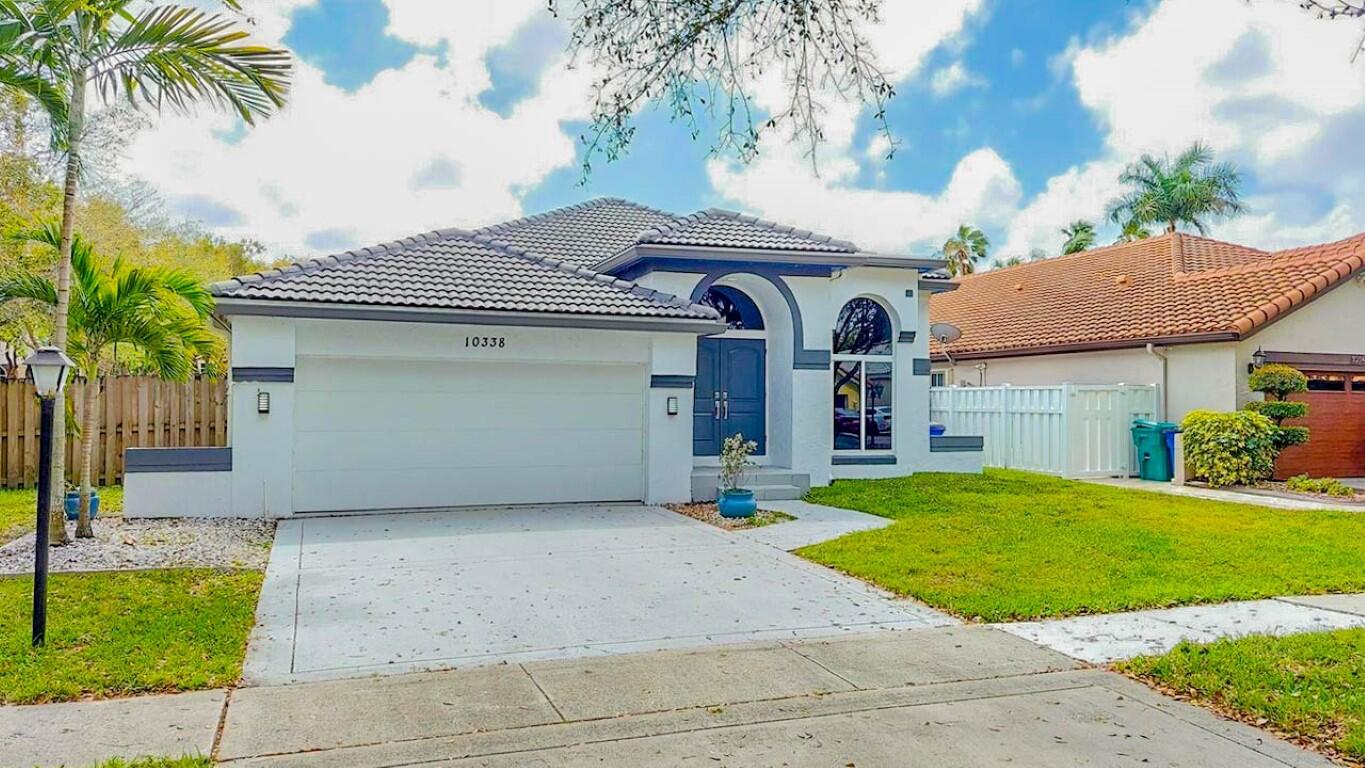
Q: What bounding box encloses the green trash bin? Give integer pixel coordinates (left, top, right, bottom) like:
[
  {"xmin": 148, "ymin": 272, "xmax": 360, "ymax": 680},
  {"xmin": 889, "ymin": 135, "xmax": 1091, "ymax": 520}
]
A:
[{"xmin": 1130, "ymin": 419, "xmax": 1177, "ymax": 482}]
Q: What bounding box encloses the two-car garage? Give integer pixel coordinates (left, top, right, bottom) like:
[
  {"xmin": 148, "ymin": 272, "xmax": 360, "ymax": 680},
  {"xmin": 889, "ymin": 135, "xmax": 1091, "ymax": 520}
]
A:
[{"xmin": 289, "ymin": 356, "xmax": 648, "ymax": 513}]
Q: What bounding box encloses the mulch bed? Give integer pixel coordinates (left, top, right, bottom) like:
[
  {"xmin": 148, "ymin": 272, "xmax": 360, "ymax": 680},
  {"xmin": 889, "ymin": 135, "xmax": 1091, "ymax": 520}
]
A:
[{"xmin": 664, "ymin": 502, "xmax": 794, "ymax": 531}]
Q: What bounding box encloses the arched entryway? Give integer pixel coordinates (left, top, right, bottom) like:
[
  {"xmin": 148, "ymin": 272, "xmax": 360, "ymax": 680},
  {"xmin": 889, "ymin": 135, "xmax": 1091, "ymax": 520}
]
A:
[{"xmin": 693, "ymin": 285, "xmax": 768, "ymax": 456}]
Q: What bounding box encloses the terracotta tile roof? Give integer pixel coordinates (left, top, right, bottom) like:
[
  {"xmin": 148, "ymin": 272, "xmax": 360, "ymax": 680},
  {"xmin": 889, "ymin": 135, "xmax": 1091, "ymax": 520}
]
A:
[{"xmin": 929, "ymin": 232, "xmax": 1365, "ymax": 360}]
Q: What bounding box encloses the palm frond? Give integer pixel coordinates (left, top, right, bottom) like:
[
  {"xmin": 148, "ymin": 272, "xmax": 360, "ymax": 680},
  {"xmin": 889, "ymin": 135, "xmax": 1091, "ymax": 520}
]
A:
[{"xmin": 94, "ymin": 5, "xmax": 291, "ymax": 124}]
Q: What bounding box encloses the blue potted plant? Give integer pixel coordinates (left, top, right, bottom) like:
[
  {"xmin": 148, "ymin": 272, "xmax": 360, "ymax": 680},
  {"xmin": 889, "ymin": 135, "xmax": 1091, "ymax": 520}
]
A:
[
  {"xmin": 717, "ymin": 434, "xmax": 759, "ymax": 518},
  {"xmin": 64, "ymin": 485, "xmax": 99, "ymax": 522}
]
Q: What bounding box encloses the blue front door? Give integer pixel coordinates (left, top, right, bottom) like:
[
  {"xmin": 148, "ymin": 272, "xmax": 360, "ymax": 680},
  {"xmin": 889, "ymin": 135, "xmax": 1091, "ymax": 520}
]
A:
[{"xmin": 693, "ymin": 338, "xmax": 766, "ymax": 456}]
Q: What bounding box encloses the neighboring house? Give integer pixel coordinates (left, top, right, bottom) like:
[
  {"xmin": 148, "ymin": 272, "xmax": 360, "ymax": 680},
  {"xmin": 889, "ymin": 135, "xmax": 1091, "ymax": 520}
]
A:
[
  {"xmin": 930, "ymin": 231, "xmax": 1365, "ymax": 478},
  {"xmin": 127, "ymin": 198, "xmax": 981, "ymax": 518}
]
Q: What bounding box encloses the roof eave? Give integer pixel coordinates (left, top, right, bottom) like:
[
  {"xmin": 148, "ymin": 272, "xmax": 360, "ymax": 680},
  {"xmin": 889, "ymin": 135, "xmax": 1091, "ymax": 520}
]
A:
[
  {"xmin": 929, "ymin": 330, "xmax": 1243, "ymax": 362},
  {"xmin": 597, "ymin": 243, "xmax": 945, "ymax": 275},
  {"xmin": 213, "ymin": 297, "xmax": 728, "ymax": 335}
]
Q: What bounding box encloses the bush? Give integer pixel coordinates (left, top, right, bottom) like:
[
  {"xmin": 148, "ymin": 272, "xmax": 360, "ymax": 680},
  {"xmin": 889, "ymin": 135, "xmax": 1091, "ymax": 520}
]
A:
[
  {"xmin": 1245, "ymin": 399, "xmax": 1307, "ymax": 423},
  {"xmin": 1248, "ymin": 364, "xmax": 1308, "ymax": 400},
  {"xmin": 1285, "ymin": 475, "xmax": 1356, "ymax": 498},
  {"xmin": 1180, "ymin": 409, "xmax": 1278, "ymax": 488}
]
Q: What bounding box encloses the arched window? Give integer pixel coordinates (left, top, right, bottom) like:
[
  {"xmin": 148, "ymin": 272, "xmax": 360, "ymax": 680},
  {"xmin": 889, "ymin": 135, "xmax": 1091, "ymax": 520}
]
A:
[
  {"xmin": 700, "ymin": 285, "xmax": 765, "ymax": 330},
  {"xmin": 833, "ymin": 298, "xmax": 893, "ymax": 451}
]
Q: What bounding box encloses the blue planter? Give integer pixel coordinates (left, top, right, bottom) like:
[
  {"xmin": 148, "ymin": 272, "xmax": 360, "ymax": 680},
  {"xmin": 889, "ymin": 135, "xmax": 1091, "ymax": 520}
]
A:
[
  {"xmin": 718, "ymin": 489, "xmax": 757, "ymax": 519},
  {"xmin": 64, "ymin": 490, "xmax": 99, "ymax": 521}
]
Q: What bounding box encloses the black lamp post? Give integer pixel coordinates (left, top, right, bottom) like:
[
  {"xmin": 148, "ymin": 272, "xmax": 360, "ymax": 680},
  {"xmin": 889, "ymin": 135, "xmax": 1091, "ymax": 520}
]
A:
[{"xmin": 26, "ymin": 346, "xmax": 73, "ymax": 647}]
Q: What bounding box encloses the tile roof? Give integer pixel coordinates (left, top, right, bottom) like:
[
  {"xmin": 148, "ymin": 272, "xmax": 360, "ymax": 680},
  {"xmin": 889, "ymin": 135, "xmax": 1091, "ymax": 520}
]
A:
[
  {"xmin": 929, "ymin": 232, "xmax": 1365, "ymax": 359},
  {"xmin": 210, "ymin": 228, "xmax": 720, "ymax": 321},
  {"xmin": 474, "ymin": 198, "xmax": 680, "ymax": 266},
  {"xmin": 634, "ymin": 208, "xmax": 859, "ymax": 253}
]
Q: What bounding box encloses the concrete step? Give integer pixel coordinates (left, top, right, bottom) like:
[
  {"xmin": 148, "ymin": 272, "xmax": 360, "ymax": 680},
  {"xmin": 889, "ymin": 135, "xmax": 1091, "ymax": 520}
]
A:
[{"xmin": 690, "ymin": 467, "xmax": 810, "ymax": 501}]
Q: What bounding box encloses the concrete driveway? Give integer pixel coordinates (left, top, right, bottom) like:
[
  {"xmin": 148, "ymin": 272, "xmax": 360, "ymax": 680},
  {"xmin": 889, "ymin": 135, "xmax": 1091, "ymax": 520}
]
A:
[{"xmin": 245, "ymin": 504, "xmax": 951, "ymax": 685}]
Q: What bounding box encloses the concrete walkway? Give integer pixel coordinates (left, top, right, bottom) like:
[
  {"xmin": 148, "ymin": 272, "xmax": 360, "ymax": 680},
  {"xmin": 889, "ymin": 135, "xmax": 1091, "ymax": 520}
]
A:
[
  {"xmin": 1088, "ymin": 477, "xmax": 1360, "ymax": 512},
  {"xmin": 199, "ymin": 627, "xmax": 1333, "ymax": 766},
  {"xmin": 741, "ymin": 498, "xmax": 892, "ymax": 550},
  {"xmin": 999, "ymin": 593, "xmax": 1365, "ymax": 663}
]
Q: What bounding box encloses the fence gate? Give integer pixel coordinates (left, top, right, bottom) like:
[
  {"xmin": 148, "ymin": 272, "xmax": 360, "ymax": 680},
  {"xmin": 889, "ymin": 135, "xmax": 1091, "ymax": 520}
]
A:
[{"xmin": 931, "ymin": 383, "xmax": 1159, "ymax": 478}]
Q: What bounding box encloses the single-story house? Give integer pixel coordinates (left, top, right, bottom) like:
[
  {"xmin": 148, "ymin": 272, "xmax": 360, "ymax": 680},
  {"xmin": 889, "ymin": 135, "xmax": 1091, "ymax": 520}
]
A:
[
  {"xmin": 930, "ymin": 231, "xmax": 1365, "ymax": 478},
  {"xmin": 126, "ymin": 198, "xmax": 982, "ymax": 518}
]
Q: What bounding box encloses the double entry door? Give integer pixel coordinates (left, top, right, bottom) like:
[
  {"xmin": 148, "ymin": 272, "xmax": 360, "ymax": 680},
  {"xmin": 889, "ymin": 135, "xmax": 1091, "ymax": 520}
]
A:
[{"xmin": 693, "ymin": 337, "xmax": 766, "ymax": 456}]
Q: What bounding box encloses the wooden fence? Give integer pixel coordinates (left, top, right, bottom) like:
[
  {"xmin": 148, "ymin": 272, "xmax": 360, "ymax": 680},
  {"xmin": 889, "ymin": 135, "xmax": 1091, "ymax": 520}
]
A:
[{"xmin": 0, "ymin": 375, "xmax": 227, "ymax": 488}]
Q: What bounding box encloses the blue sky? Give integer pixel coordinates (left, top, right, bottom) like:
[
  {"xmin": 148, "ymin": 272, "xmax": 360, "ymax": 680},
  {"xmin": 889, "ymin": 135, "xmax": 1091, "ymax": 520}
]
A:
[{"xmin": 131, "ymin": 0, "xmax": 1365, "ymax": 261}]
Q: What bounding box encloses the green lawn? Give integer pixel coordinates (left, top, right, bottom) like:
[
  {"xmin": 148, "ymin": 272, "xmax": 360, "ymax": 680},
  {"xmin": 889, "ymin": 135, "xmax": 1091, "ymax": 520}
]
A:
[
  {"xmin": 0, "ymin": 485, "xmax": 124, "ymax": 544},
  {"xmin": 1119, "ymin": 629, "xmax": 1365, "ymax": 762},
  {"xmin": 800, "ymin": 469, "xmax": 1365, "ymax": 621},
  {"xmin": 0, "ymin": 568, "xmax": 261, "ymax": 704}
]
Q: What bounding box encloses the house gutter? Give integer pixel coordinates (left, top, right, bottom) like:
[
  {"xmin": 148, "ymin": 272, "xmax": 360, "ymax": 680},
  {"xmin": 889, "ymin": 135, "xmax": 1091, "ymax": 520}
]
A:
[
  {"xmin": 213, "ymin": 298, "xmax": 729, "ymax": 335},
  {"xmin": 596, "ymin": 244, "xmax": 946, "ymax": 275},
  {"xmin": 927, "ymin": 330, "xmax": 1241, "ymax": 363},
  {"xmin": 1146, "ymin": 343, "xmax": 1168, "ymax": 420}
]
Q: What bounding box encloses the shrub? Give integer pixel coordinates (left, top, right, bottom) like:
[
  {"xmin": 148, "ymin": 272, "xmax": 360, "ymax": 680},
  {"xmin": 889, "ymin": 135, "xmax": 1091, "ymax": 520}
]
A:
[
  {"xmin": 1285, "ymin": 474, "xmax": 1356, "ymax": 498},
  {"xmin": 1248, "ymin": 364, "xmax": 1308, "ymax": 400},
  {"xmin": 1245, "ymin": 399, "xmax": 1307, "ymax": 423},
  {"xmin": 1180, "ymin": 409, "xmax": 1277, "ymax": 488}
]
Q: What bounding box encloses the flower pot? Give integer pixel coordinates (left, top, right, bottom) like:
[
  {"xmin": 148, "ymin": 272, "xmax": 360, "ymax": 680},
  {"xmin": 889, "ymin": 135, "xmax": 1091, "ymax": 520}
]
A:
[
  {"xmin": 64, "ymin": 490, "xmax": 99, "ymax": 521},
  {"xmin": 717, "ymin": 489, "xmax": 757, "ymax": 519}
]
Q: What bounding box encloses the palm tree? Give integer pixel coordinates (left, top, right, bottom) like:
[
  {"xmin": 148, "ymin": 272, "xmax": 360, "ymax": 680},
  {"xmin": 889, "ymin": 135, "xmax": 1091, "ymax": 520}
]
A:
[
  {"xmin": 1114, "ymin": 218, "xmax": 1151, "ymax": 244},
  {"xmin": 1060, "ymin": 220, "xmax": 1095, "ymax": 254},
  {"xmin": 2, "ymin": 223, "xmax": 218, "ymax": 537},
  {"xmin": 0, "ymin": 0, "xmax": 289, "ymax": 543},
  {"xmin": 941, "ymin": 225, "xmax": 990, "ymax": 277},
  {"xmin": 1106, "ymin": 142, "xmax": 1244, "ymax": 235}
]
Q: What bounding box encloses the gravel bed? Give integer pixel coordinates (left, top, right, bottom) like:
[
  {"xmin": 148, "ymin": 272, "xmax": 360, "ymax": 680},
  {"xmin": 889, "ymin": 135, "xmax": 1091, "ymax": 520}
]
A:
[
  {"xmin": 0, "ymin": 517, "xmax": 275, "ymax": 574},
  {"xmin": 665, "ymin": 502, "xmax": 795, "ymax": 531}
]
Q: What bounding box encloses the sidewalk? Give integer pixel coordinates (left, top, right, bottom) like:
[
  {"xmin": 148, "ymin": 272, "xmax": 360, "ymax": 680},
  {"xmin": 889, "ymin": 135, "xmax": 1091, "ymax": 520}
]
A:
[
  {"xmin": 998, "ymin": 593, "xmax": 1365, "ymax": 663},
  {"xmin": 1087, "ymin": 476, "xmax": 1359, "ymax": 512},
  {"xmin": 741, "ymin": 498, "xmax": 892, "ymax": 550}
]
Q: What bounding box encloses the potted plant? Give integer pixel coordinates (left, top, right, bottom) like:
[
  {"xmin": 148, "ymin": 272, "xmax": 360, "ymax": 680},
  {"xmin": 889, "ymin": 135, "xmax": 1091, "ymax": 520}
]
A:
[
  {"xmin": 64, "ymin": 483, "xmax": 98, "ymax": 522},
  {"xmin": 717, "ymin": 434, "xmax": 759, "ymax": 518}
]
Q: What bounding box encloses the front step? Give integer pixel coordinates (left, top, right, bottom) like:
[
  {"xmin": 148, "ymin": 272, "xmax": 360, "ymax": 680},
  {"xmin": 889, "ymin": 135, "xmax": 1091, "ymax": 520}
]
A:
[{"xmin": 690, "ymin": 466, "xmax": 810, "ymax": 502}]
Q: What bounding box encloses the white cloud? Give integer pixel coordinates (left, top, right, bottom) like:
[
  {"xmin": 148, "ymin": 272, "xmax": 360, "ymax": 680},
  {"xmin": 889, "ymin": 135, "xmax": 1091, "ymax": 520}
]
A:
[
  {"xmin": 929, "ymin": 62, "xmax": 985, "ymax": 97},
  {"xmin": 1000, "ymin": 160, "xmax": 1125, "ymax": 256},
  {"xmin": 121, "ymin": 0, "xmax": 589, "ymax": 256}
]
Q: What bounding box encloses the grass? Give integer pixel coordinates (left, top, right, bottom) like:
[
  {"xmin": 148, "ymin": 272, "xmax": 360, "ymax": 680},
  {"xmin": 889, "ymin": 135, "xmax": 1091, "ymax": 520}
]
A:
[
  {"xmin": 0, "ymin": 485, "xmax": 124, "ymax": 544},
  {"xmin": 1119, "ymin": 629, "xmax": 1365, "ymax": 763},
  {"xmin": 86, "ymin": 758, "xmax": 211, "ymax": 768},
  {"xmin": 0, "ymin": 568, "xmax": 262, "ymax": 704},
  {"xmin": 800, "ymin": 469, "xmax": 1365, "ymax": 622}
]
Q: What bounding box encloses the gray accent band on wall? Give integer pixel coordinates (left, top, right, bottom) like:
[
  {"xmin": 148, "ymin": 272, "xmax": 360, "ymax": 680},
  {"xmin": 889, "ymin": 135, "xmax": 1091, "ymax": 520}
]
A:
[
  {"xmin": 793, "ymin": 350, "xmax": 831, "ymax": 370},
  {"xmin": 650, "ymin": 375, "xmax": 695, "ymax": 388},
  {"xmin": 832, "ymin": 454, "xmax": 897, "ymax": 466},
  {"xmin": 689, "ymin": 267, "xmax": 828, "ymax": 372},
  {"xmin": 913, "ymin": 358, "xmax": 932, "ymax": 375},
  {"xmin": 930, "ymin": 436, "xmax": 984, "ymax": 453},
  {"xmin": 125, "ymin": 447, "xmax": 233, "ymax": 473},
  {"xmin": 899, "ymin": 331, "xmax": 916, "ymax": 344},
  {"xmin": 232, "ymin": 367, "xmax": 294, "ymax": 382}
]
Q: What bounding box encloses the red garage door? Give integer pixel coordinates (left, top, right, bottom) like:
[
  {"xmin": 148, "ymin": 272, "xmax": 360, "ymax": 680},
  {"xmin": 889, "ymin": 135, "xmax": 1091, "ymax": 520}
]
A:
[{"xmin": 1274, "ymin": 371, "xmax": 1365, "ymax": 479}]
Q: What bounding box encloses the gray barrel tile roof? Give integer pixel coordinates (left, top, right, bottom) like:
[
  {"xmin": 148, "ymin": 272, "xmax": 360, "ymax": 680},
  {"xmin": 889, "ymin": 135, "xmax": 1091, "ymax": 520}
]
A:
[{"xmin": 634, "ymin": 208, "xmax": 859, "ymax": 253}]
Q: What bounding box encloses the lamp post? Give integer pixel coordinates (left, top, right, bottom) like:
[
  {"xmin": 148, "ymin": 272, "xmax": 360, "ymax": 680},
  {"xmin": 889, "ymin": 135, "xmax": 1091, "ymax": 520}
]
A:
[{"xmin": 26, "ymin": 346, "xmax": 73, "ymax": 647}]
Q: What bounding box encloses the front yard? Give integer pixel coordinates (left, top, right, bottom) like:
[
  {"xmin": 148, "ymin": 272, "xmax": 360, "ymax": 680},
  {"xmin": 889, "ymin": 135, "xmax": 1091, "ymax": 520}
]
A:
[
  {"xmin": 801, "ymin": 469, "xmax": 1365, "ymax": 622},
  {"xmin": 1120, "ymin": 629, "xmax": 1365, "ymax": 763},
  {"xmin": 0, "ymin": 568, "xmax": 261, "ymax": 704}
]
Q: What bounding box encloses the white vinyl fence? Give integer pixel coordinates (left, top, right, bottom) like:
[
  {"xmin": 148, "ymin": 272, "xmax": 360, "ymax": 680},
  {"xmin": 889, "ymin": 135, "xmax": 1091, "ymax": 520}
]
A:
[{"xmin": 930, "ymin": 384, "xmax": 1160, "ymax": 478}]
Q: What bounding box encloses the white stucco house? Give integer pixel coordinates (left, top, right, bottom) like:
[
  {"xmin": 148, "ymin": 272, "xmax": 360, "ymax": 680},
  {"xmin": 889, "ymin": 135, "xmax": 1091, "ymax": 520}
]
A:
[
  {"xmin": 126, "ymin": 198, "xmax": 982, "ymax": 518},
  {"xmin": 931, "ymin": 231, "xmax": 1365, "ymax": 479}
]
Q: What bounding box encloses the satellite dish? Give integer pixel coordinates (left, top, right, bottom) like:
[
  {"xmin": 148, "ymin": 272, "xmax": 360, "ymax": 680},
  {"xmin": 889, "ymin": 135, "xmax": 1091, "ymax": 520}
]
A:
[{"xmin": 930, "ymin": 322, "xmax": 962, "ymax": 345}]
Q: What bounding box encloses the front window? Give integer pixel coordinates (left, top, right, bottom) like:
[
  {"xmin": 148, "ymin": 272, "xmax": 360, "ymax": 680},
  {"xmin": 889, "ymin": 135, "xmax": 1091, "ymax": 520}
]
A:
[
  {"xmin": 833, "ymin": 298, "xmax": 893, "ymax": 451},
  {"xmin": 700, "ymin": 286, "xmax": 764, "ymax": 330}
]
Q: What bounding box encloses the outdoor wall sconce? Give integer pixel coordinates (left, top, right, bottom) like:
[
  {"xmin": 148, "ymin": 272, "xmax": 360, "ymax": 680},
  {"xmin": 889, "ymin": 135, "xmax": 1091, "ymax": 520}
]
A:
[
  {"xmin": 257, "ymin": 390, "xmax": 271, "ymax": 414},
  {"xmin": 1248, "ymin": 346, "xmax": 1266, "ymax": 374},
  {"xmin": 666, "ymin": 396, "xmax": 679, "ymax": 416}
]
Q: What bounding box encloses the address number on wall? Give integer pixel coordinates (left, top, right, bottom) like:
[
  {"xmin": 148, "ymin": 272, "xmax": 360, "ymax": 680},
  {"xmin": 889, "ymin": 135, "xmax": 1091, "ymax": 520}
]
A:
[{"xmin": 465, "ymin": 335, "xmax": 507, "ymax": 348}]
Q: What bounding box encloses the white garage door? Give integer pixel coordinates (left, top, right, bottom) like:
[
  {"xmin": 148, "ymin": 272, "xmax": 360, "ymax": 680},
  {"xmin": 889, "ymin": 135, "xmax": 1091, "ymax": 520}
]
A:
[{"xmin": 292, "ymin": 357, "xmax": 645, "ymax": 512}]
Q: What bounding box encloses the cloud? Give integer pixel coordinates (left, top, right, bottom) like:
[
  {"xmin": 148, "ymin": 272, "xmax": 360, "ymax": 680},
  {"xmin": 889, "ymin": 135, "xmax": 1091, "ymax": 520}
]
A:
[
  {"xmin": 120, "ymin": 0, "xmax": 590, "ymax": 257},
  {"xmin": 929, "ymin": 62, "xmax": 986, "ymax": 97},
  {"xmin": 999, "ymin": 160, "xmax": 1125, "ymax": 256}
]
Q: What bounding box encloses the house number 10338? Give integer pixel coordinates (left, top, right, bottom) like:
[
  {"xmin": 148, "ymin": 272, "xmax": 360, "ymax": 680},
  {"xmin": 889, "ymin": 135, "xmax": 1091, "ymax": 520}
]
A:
[{"xmin": 465, "ymin": 336, "xmax": 506, "ymax": 348}]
